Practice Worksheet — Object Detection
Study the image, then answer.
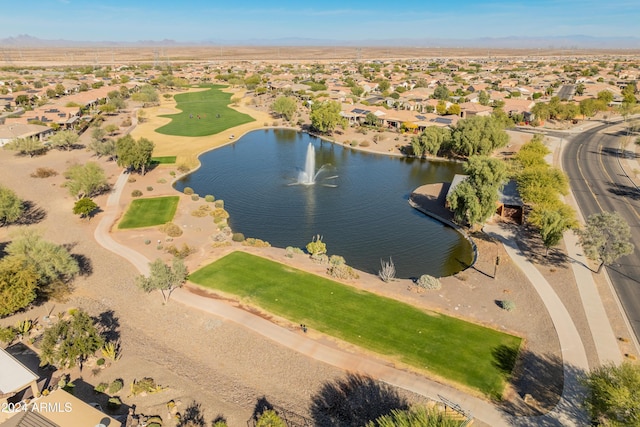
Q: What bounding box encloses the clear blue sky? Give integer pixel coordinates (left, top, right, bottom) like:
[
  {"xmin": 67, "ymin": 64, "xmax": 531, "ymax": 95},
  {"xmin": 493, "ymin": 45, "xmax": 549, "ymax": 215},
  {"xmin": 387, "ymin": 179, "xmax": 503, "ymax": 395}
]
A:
[{"xmin": 1, "ymin": 0, "xmax": 638, "ymax": 42}]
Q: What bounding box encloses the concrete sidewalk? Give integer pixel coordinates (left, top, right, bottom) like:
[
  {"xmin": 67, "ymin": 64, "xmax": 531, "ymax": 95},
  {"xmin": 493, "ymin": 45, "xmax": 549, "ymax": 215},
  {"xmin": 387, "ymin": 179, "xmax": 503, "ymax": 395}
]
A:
[{"xmin": 484, "ymin": 223, "xmax": 590, "ymax": 427}]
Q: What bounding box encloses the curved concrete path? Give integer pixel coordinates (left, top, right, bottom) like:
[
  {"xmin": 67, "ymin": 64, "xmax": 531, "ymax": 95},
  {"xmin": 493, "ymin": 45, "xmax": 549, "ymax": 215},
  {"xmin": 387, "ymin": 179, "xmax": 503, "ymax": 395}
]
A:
[
  {"xmin": 485, "ymin": 223, "xmax": 590, "ymax": 426},
  {"xmin": 95, "ymin": 170, "xmax": 590, "ymax": 426}
]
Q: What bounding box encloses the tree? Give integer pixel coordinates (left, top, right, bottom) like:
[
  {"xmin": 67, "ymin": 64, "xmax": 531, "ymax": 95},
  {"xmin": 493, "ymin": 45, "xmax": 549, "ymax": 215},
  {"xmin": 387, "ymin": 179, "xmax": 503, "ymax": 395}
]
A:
[
  {"xmin": 0, "ymin": 256, "xmax": 39, "ymax": 317},
  {"xmin": 447, "ymin": 156, "xmax": 507, "ymax": 226},
  {"xmin": 63, "ymin": 162, "xmax": 109, "ymax": 199},
  {"xmin": 622, "ymin": 83, "xmax": 637, "ymax": 105},
  {"xmin": 581, "ymin": 361, "xmax": 640, "ymax": 426},
  {"xmin": 575, "ymin": 83, "xmax": 585, "ymax": 96},
  {"xmin": 531, "ymin": 102, "xmax": 551, "ymax": 122},
  {"xmin": 116, "ymin": 135, "xmax": 155, "ymax": 175},
  {"xmin": 411, "ymin": 126, "xmax": 451, "ymax": 157},
  {"xmin": 271, "ymin": 96, "xmax": 297, "ymax": 121},
  {"xmin": 578, "ymin": 212, "xmax": 634, "ymax": 273},
  {"xmin": 88, "ymin": 139, "xmax": 117, "ymax": 160},
  {"xmin": 435, "ymin": 101, "xmax": 447, "ymax": 115},
  {"xmin": 131, "ymin": 84, "xmax": 159, "ymax": 105},
  {"xmin": 5, "ymin": 229, "xmax": 79, "ymax": 288},
  {"xmin": 48, "ymin": 130, "xmax": 79, "ymax": 151},
  {"xmin": 54, "ymin": 83, "xmax": 66, "ymax": 96},
  {"xmin": 433, "ymin": 85, "xmax": 450, "ymax": 100},
  {"xmin": 104, "ymin": 123, "xmax": 119, "ymax": 136},
  {"xmin": 449, "ymin": 115, "xmax": 509, "ymax": 157},
  {"xmin": 137, "ymin": 258, "xmax": 188, "ymax": 303},
  {"xmin": 91, "ymin": 127, "xmax": 106, "ymax": 142},
  {"xmin": 0, "ymin": 185, "xmax": 24, "ymax": 226},
  {"xmin": 447, "ymin": 104, "xmax": 461, "ymax": 116},
  {"xmin": 40, "ymin": 309, "xmax": 105, "ymax": 368},
  {"xmin": 310, "ymin": 100, "xmax": 346, "ymax": 134},
  {"xmin": 364, "ymin": 112, "xmax": 379, "ymax": 127},
  {"xmin": 528, "ymin": 203, "xmax": 578, "ymax": 255},
  {"xmin": 4, "ymin": 137, "xmax": 47, "ymax": 157},
  {"xmin": 478, "ymin": 90, "xmax": 491, "ymax": 106},
  {"xmin": 73, "ymin": 197, "xmax": 98, "ymax": 220},
  {"xmin": 99, "ymin": 103, "xmax": 117, "ymax": 115},
  {"xmin": 597, "ymin": 90, "xmax": 614, "ymax": 104}
]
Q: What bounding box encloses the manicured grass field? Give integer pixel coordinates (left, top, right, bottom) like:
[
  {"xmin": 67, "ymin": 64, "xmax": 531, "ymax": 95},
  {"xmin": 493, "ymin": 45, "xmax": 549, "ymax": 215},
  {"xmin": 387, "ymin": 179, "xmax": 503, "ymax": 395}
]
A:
[
  {"xmin": 151, "ymin": 156, "xmax": 177, "ymax": 164},
  {"xmin": 189, "ymin": 252, "xmax": 522, "ymax": 398},
  {"xmin": 156, "ymin": 85, "xmax": 254, "ymax": 136},
  {"xmin": 118, "ymin": 196, "xmax": 179, "ymax": 229}
]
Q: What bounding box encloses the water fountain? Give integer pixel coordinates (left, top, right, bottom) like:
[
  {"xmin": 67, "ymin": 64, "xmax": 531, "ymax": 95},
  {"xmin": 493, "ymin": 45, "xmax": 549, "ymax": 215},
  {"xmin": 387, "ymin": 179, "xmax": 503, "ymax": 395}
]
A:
[
  {"xmin": 297, "ymin": 143, "xmax": 317, "ymax": 185},
  {"xmin": 296, "ymin": 143, "xmax": 337, "ymax": 186}
]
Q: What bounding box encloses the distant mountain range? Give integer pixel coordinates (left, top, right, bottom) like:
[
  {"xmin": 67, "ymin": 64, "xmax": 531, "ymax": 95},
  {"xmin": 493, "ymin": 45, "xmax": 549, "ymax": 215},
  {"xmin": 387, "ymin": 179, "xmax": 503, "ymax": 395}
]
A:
[{"xmin": 1, "ymin": 34, "xmax": 639, "ymax": 49}]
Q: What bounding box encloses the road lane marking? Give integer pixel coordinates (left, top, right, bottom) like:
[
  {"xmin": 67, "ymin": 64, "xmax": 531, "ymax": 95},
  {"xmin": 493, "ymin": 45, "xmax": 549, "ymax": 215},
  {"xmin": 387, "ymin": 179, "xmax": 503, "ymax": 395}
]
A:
[
  {"xmin": 598, "ymin": 144, "xmax": 640, "ymax": 220},
  {"xmin": 576, "ymin": 145, "xmax": 605, "ymax": 212}
]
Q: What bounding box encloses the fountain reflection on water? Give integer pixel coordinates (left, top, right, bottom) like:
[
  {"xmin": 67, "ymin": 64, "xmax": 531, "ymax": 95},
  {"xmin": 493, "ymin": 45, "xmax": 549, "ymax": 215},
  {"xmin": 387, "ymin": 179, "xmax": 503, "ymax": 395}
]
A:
[{"xmin": 295, "ymin": 143, "xmax": 338, "ymax": 187}]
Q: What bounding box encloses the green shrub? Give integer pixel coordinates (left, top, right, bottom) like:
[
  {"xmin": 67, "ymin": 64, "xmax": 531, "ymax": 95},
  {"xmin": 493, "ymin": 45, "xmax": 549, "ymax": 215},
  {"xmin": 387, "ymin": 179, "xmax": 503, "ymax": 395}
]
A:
[
  {"xmin": 183, "ymin": 187, "xmax": 194, "ymax": 195},
  {"xmin": 232, "ymin": 233, "xmax": 245, "ymax": 242},
  {"xmin": 416, "ymin": 274, "xmax": 441, "ymax": 290},
  {"xmin": 159, "ymin": 222, "xmax": 183, "ymax": 237},
  {"xmin": 214, "ymin": 199, "xmax": 224, "ymax": 208},
  {"xmin": 144, "ymin": 239, "xmax": 151, "ymax": 245},
  {"xmin": 127, "ymin": 177, "xmax": 137, "ymax": 183},
  {"xmin": 169, "ymin": 171, "xmax": 176, "ymax": 177},
  {"xmin": 157, "ymin": 178, "xmax": 167, "ymax": 184},
  {"xmin": 501, "ymin": 300, "xmax": 515, "ymax": 311},
  {"xmin": 177, "ymin": 164, "xmax": 190, "ymax": 173},
  {"xmin": 0, "ymin": 327, "xmax": 17, "ymax": 344},
  {"xmin": 205, "ymin": 194, "xmax": 215, "ymax": 202},
  {"xmin": 131, "ymin": 189, "xmax": 143, "ymax": 197},
  {"xmin": 94, "ymin": 382, "xmax": 108, "ymax": 393},
  {"xmin": 108, "ymin": 378, "xmax": 124, "ymax": 394},
  {"xmin": 146, "ymin": 186, "xmax": 153, "ymax": 191},
  {"xmin": 107, "ymin": 396, "xmax": 122, "ymax": 411},
  {"xmin": 191, "ymin": 194, "xmax": 199, "ymax": 201},
  {"xmin": 359, "ymin": 141, "xmax": 370, "ymax": 147},
  {"xmin": 350, "ymin": 140, "xmax": 359, "ymax": 147},
  {"xmin": 329, "ymin": 255, "xmax": 345, "ymax": 266},
  {"xmin": 96, "ymin": 358, "xmax": 105, "ymax": 366},
  {"xmin": 130, "ymin": 377, "xmax": 165, "ymax": 395}
]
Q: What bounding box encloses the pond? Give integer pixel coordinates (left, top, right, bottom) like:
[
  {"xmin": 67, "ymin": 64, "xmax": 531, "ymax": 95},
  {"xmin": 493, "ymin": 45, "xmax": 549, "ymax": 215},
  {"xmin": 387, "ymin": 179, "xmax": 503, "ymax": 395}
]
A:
[{"xmin": 175, "ymin": 129, "xmax": 474, "ymax": 278}]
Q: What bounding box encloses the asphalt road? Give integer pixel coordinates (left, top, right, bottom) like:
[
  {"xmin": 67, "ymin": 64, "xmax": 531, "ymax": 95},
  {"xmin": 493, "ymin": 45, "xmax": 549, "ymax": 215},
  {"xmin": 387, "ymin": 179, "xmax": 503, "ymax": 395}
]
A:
[{"xmin": 562, "ymin": 122, "xmax": 640, "ymax": 343}]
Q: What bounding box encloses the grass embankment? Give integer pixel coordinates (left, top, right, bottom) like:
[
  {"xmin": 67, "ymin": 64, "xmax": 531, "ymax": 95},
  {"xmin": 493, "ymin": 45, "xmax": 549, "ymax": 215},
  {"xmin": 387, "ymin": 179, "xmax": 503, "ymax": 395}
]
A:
[
  {"xmin": 189, "ymin": 251, "xmax": 522, "ymax": 398},
  {"xmin": 156, "ymin": 85, "xmax": 254, "ymax": 136},
  {"xmin": 118, "ymin": 196, "xmax": 179, "ymax": 229}
]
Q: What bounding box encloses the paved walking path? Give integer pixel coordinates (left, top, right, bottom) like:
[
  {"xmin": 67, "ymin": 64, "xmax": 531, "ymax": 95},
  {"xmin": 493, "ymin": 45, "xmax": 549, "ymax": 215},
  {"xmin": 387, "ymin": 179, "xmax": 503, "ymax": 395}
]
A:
[{"xmin": 92, "ymin": 169, "xmax": 599, "ymax": 426}]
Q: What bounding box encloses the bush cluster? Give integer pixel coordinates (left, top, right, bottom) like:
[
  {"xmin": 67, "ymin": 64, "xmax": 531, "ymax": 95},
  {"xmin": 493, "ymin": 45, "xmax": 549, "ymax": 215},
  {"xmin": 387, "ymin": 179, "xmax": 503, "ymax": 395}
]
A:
[
  {"xmin": 165, "ymin": 243, "xmax": 194, "ymax": 259},
  {"xmin": 159, "ymin": 222, "xmax": 183, "ymax": 237},
  {"xmin": 183, "ymin": 187, "xmax": 194, "ymax": 195},
  {"xmin": 242, "ymin": 238, "xmax": 271, "ymax": 247},
  {"xmin": 191, "ymin": 205, "xmax": 211, "ymax": 217},
  {"xmin": 204, "ymin": 194, "xmax": 215, "ymax": 202},
  {"xmin": 232, "ymin": 233, "xmax": 245, "ymax": 242},
  {"xmin": 108, "ymin": 378, "xmax": 124, "ymax": 394},
  {"xmin": 131, "ymin": 189, "xmax": 143, "ymax": 197},
  {"xmin": 30, "ymin": 167, "xmax": 58, "ymax": 178},
  {"xmin": 416, "ymin": 274, "xmax": 441, "ymax": 290},
  {"xmin": 327, "ymin": 263, "xmax": 359, "ymax": 280}
]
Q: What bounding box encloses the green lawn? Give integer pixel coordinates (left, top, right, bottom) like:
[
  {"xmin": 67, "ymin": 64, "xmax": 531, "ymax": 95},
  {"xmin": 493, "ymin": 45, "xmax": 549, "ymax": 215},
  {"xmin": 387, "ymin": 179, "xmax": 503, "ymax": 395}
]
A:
[
  {"xmin": 156, "ymin": 85, "xmax": 254, "ymax": 136},
  {"xmin": 118, "ymin": 196, "xmax": 179, "ymax": 229},
  {"xmin": 151, "ymin": 156, "xmax": 177, "ymax": 164},
  {"xmin": 189, "ymin": 252, "xmax": 522, "ymax": 398}
]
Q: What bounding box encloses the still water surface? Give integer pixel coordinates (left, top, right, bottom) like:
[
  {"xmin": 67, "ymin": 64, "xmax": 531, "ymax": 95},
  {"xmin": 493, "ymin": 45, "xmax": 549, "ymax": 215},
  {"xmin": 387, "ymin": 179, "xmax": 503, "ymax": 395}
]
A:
[{"xmin": 175, "ymin": 129, "xmax": 473, "ymax": 278}]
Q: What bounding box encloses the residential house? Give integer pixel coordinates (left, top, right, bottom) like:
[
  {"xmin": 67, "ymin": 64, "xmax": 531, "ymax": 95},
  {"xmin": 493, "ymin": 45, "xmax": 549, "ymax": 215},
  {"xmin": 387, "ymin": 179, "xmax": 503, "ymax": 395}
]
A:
[{"xmin": 0, "ymin": 123, "xmax": 53, "ymax": 146}]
